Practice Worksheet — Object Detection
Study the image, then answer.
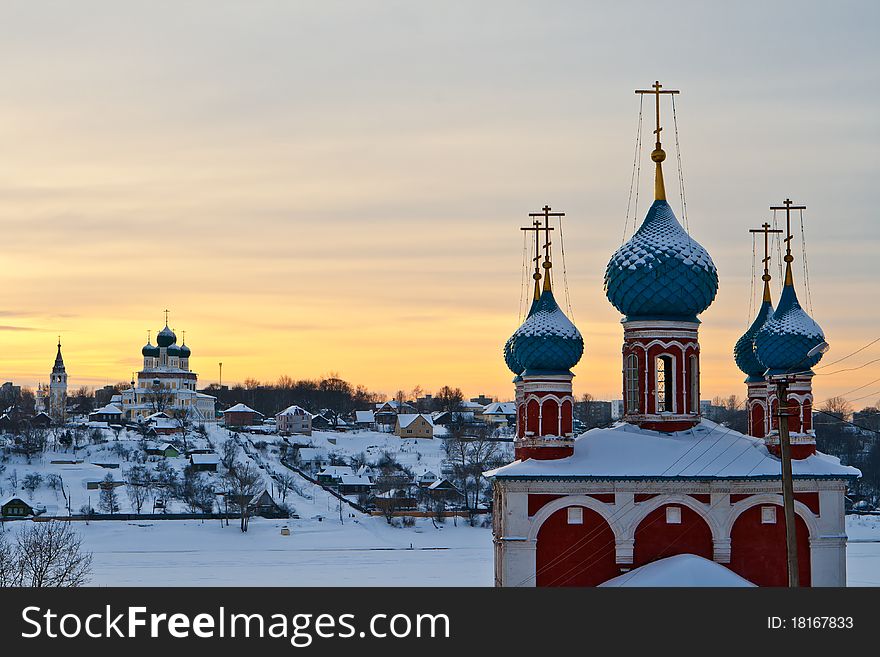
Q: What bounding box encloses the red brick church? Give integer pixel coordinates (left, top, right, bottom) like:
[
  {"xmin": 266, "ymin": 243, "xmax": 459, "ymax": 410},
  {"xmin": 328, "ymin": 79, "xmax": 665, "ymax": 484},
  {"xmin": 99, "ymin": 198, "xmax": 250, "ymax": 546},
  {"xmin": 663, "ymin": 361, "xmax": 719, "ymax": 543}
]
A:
[{"xmin": 489, "ymin": 83, "xmax": 858, "ymax": 587}]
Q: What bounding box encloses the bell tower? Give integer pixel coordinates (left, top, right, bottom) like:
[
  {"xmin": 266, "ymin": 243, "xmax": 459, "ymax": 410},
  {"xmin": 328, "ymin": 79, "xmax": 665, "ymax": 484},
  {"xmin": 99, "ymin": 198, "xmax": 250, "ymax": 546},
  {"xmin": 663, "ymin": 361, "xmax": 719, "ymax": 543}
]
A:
[{"xmin": 49, "ymin": 338, "xmax": 68, "ymax": 424}]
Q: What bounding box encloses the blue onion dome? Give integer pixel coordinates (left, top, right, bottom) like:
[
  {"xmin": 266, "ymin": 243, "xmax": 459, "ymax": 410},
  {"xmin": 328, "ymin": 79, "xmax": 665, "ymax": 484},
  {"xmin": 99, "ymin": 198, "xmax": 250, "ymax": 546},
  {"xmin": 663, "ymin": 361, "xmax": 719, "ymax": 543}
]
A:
[
  {"xmin": 734, "ymin": 298, "xmax": 773, "ymax": 382},
  {"xmin": 156, "ymin": 324, "xmax": 176, "ymax": 347},
  {"xmin": 167, "ymin": 342, "xmax": 182, "ymax": 358},
  {"xmin": 605, "ymin": 200, "xmax": 718, "ymax": 321},
  {"xmin": 142, "ymin": 342, "xmax": 159, "ymax": 358},
  {"xmin": 179, "ymin": 342, "xmax": 191, "ymax": 359},
  {"xmin": 754, "ymin": 271, "xmax": 826, "ymax": 375},
  {"xmin": 512, "ymin": 289, "xmax": 584, "ymax": 373},
  {"xmin": 503, "ymin": 296, "xmax": 540, "ymax": 376}
]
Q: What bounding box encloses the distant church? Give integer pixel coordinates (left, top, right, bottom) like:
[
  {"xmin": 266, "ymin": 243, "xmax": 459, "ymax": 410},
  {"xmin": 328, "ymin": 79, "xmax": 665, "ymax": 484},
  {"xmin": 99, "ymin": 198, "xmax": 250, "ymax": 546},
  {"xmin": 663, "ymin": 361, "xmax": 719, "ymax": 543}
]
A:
[
  {"xmin": 35, "ymin": 340, "xmax": 68, "ymax": 425},
  {"xmin": 118, "ymin": 314, "xmax": 217, "ymax": 422},
  {"xmin": 489, "ymin": 83, "xmax": 857, "ymax": 587}
]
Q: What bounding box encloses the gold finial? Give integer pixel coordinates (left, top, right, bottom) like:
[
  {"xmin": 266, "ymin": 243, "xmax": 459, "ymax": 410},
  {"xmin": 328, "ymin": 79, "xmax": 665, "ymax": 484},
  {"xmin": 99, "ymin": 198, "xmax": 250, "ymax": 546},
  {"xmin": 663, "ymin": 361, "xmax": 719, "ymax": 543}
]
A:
[
  {"xmin": 636, "ymin": 80, "xmax": 680, "ymax": 201},
  {"xmin": 770, "ymin": 198, "xmax": 806, "ymax": 287},
  {"xmin": 750, "ymin": 222, "xmax": 783, "ymax": 302}
]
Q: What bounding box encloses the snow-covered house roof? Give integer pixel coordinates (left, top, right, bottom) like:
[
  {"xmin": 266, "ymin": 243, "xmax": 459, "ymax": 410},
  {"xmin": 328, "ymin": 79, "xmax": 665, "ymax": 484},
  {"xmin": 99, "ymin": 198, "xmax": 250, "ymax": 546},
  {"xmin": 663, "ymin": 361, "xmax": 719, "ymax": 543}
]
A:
[
  {"xmin": 339, "ymin": 475, "xmax": 373, "ymax": 487},
  {"xmin": 190, "ymin": 453, "xmax": 220, "ymax": 465},
  {"xmin": 599, "ymin": 554, "xmax": 755, "ymax": 587},
  {"xmin": 354, "ymin": 410, "xmax": 375, "ymax": 423},
  {"xmin": 397, "ymin": 413, "xmax": 434, "ymax": 429},
  {"xmin": 277, "ymin": 405, "xmax": 309, "ymax": 417},
  {"xmin": 482, "ymin": 402, "xmax": 516, "ymax": 416},
  {"xmin": 486, "ymin": 420, "xmax": 859, "ymax": 481},
  {"xmin": 318, "ymin": 465, "xmax": 354, "ymax": 478},
  {"xmin": 222, "ymin": 403, "xmax": 262, "ymax": 415}
]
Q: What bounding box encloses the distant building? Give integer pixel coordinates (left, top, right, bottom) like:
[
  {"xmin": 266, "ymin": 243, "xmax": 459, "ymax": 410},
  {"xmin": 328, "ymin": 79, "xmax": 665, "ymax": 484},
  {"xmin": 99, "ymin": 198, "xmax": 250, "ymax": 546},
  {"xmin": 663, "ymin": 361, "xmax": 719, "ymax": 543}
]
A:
[
  {"xmin": 276, "ymin": 405, "xmax": 312, "ymax": 435},
  {"xmin": 470, "ymin": 394, "xmax": 494, "ymax": 406},
  {"xmin": 189, "ymin": 453, "xmax": 220, "ymax": 472},
  {"xmin": 49, "ymin": 340, "xmax": 68, "ymax": 424},
  {"xmin": 581, "ymin": 400, "xmax": 613, "ymax": 429},
  {"xmin": 89, "ymin": 404, "xmax": 124, "ymax": 424},
  {"xmin": 222, "ymin": 403, "xmax": 262, "ymax": 428},
  {"xmin": 119, "ymin": 318, "xmax": 216, "ymax": 422},
  {"xmin": 479, "ymin": 402, "xmax": 516, "ymax": 426},
  {"xmin": 394, "ymin": 413, "xmax": 434, "ymax": 439},
  {"xmin": 352, "ymin": 410, "xmax": 376, "ymax": 429}
]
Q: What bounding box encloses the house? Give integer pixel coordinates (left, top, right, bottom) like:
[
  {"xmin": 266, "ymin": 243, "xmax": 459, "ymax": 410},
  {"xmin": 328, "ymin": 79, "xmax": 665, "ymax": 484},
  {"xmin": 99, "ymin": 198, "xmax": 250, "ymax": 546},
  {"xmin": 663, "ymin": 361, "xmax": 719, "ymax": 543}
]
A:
[
  {"xmin": 275, "ymin": 405, "xmax": 312, "ymax": 436},
  {"xmin": 89, "ymin": 403, "xmax": 124, "ymax": 424},
  {"xmin": 222, "ymin": 403, "xmax": 263, "ymax": 428},
  {"xmin": 416, "ymin": 470, "xmax": 439, "ymax": 487},
  {"xmin": 316, "ymin": 465, "xmax": 355, "ymax": 484},
  {"xmin": 478, "ymin": 402, "xmax": 516, "ymax": 426},
  {"xmin": 145, "ymin": 442, "xmax": 180, "ymax": 458},
  {"xmin": 142, "ymin": 412, "xmax": 179, "ymax": 435},
  {"xmin": 353, "ymin": 410, "xmax": 376, "ymax": 429},
  {"xmin": 30, "ymin": 412, "xmax": 52, "ymax": 428},
  {"xmin": 337, "ymin": 475, "xmax": 374, "ymax": 495},
  {"xmin": 375, "ymin": 400, "xmax": 416, "ymax": 429},
  {"xmin": 394, "ymin": 413, "xmax": 434, "ymax": 439},
  {"xmin": 296, "ymin": 447, "xmax": 329, "ymax": 471},
  {"xmin": 425, "ymin": 478, "xmax": 463, "ymax": 501},
  {"xmin": 310, "ymin": 413, "xmax": 333, "ymax": 430},
  {"xmin": 190, "ymin": 453, "xmax": 220, "ymax": 472},
  {"xmin": 1, "ymin": 497, "xmax": 43, "ymax": 518},
  {"xmin": 248, "ymin": 489, "xmax": 287, "ymax": 518},
  {"xmin": 356, "ymin": 465, "xmax": 377, "ymax": 481},
  {"xmin": 373, "ymin": 489, "xmax": 418, "ymax": 512}
]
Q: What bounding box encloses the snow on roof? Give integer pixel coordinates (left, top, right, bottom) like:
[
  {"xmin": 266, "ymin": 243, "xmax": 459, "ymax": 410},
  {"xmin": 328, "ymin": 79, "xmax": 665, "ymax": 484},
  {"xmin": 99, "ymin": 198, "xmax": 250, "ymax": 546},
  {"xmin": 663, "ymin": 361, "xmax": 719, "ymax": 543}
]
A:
[
  {"xmin": 482, "ymin": 402, "xmax": 516, "ymax": 415},
  {"xmin": 277, "ymin": 405, "xmax": 308, "ymax": 417},
  {"xmin": 318, "ymin": 465, "xmax": 354, "ymax": 477},
  {"xmin": 486, "ymin": 420, "xmax": 860, "ymax": 480},
  {"xmin": 91, "ymin": 404, "xmax": 123, "ymax": 415},
  {"xmin": 339, "ymin": 475, "xmax": 373, "ymax": 486},
  {"xmin": 223, "ymin": 403, "xmax": 261, "ymax": 415},
  {"xmin": 190, "ymin": 453, "xmax": 220, "ymax": 465},
  {"xmin": 397, "ymin": 413, "xmax": 434, "ymax": 429},
  {"xmin": 599, "ymin": 554, "xmax": 755, "ymax": 587},
  {"xmin": 355, "ymin": 410, "xmax": 375, "ymax": 423},
  {"xmin": 298, "ymin": 447, "xmax": 327, "ymax": 460}
]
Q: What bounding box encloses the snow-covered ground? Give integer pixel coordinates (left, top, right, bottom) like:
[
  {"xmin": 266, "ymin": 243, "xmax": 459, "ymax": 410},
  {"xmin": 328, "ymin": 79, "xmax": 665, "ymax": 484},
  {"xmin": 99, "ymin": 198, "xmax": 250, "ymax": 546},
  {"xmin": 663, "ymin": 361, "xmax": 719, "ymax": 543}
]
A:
[{"xmin": 60, "ymin": 513, "xmax": 880, "ymax": 587}]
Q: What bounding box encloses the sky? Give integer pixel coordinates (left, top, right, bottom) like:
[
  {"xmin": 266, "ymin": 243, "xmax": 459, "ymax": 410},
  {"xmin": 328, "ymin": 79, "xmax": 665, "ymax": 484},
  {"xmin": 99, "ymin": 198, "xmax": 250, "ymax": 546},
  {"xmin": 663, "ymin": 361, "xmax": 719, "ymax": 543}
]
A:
[{"xmin": 0, "ymin": 1, "xmax": 878, "ymax": 405}]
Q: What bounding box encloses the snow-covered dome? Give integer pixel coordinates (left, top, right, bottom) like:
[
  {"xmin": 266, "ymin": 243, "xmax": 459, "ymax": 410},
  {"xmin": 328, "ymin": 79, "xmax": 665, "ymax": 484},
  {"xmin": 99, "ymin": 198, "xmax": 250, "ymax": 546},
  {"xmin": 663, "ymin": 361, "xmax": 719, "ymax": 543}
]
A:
[
  {"xmin": 503, "ymin": 297, "xmax": 540, "ymax": 376},
  {"xmin": 605, "ymin": 200, "xmax": 718, "ymax": 321},
  {"xmin": 156, "ymin": 324, "xmax": 176, "ymax": 347},
  {"xmin": 754, "ymin": 275, "xmax": 825, "ymax": 375},
  {"xmin": 141, "ymin": 342, "xmax": 159, "ymax": 358},
  {"xmin": 734, "ymin": 297, "xmax": 773, "ymax": 381},
  {"xmin": 512, "ymin": 289, "xmax": 583, "ymax": 374}
]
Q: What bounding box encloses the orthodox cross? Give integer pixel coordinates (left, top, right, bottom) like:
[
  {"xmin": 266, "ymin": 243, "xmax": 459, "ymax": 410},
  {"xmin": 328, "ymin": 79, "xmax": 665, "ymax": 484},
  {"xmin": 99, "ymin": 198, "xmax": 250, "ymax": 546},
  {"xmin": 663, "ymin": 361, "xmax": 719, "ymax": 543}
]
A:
[
  {"xmin": 164, "ymin": 308, "xmax": 170, "ymax": 325},
  {"xmin": 749, "ymin": 222, "xmax": 783, "ymax": 283},
  {"xmin": 635, "ymin": 80, "xmax": 680, "ymax": 149},
  {"xmin": 769, "ymin": 198, "xmax": 806, "ymax": 263},
  {"xmin": 528, "ymin": 205, "xmax": 564, "ymax": 264}
]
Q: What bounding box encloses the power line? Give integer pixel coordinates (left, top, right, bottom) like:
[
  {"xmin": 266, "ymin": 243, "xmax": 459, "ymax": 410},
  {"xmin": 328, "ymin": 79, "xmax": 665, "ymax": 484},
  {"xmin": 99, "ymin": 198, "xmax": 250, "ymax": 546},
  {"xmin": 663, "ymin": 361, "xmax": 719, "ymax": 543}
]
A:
[{"xmin": 815, "ymin": 336, "xmax": 880, "ymax": 370}]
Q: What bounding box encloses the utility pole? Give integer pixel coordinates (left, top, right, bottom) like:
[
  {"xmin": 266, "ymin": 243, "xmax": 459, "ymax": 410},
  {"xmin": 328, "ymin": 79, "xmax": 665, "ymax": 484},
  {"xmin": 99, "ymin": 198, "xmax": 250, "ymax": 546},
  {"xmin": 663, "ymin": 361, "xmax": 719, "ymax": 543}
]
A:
[{"xmin": 774, "ymin": 377, "xmax": 799, "ymax": 587}]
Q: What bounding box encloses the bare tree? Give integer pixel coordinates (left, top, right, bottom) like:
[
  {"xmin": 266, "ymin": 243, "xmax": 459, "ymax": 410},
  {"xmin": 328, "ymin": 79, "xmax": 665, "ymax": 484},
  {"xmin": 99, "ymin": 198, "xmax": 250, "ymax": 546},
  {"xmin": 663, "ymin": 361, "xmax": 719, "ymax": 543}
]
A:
[
  {"xmin": 820, "ymin": 396, "xmax": 853, "ymax": 422},
  {"xmin": 124, "ymin": 464, "xmax": 152, "ymax": 513},
  {"xmin": 99, "ymin": 473, "xmax": 120, "ymax": 514},
  {"xmin": 22, "ymin": 473, "xmax": 42, "ymax": 497},
  {"xmin": 223, "ymin": 461, "xmax": 262, "ymax": 532},
  {"xmin": 7, "ymin": 521, "xmax": 92, "ymax": 587}
]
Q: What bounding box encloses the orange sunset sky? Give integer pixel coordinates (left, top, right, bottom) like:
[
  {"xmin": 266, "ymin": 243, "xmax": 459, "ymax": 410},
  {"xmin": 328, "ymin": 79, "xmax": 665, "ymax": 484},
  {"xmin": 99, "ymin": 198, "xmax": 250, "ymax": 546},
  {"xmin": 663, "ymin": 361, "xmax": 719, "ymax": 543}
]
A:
[{"xmin": 1, "ymin": 2, "xmax": 878, "ymax": 406}]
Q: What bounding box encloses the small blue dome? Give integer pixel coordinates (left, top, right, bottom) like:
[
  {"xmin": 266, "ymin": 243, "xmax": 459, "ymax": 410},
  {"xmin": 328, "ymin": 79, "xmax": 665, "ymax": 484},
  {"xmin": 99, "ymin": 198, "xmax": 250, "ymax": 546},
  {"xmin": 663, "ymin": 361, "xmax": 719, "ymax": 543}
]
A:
[
  {"xmin": 142, "ymin": 343, "xmax": 159, "ymax": 358},
  {"xmin": 512, "ymin": 290, "xmax": 583, "ymax": 374},
  {"xmin": 156, "ymin": 325, "xmax": 176, "ymax": 347},
  {"xmin": 179, "ymin": 343, "xmax": 191, "ymax": 359},
  {"xmin": 605, "ymin": 200, "xmax": 718, "ymax": 321},
  {"xmin": 734, "ymin": 298, "xmax": 773, "ymax": 381},
  {"xmin": 167, "ymin": 343, "xmax": 182, "ymax": 357},
  {"xmin": 754, "ymin": 278, "xmax": 825, "ymax": 375},
  {"xmin": 503, "ymin": 297, "xmax": 539, "ymax": 376}
]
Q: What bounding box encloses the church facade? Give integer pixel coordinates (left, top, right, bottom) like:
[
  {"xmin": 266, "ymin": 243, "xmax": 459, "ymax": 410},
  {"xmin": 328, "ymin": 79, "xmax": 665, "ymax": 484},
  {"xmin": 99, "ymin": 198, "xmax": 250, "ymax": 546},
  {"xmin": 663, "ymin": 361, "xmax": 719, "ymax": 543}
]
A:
[
  {"xmin": 34, "ymin": 340, "xmax": 68, "ymax": 424},
  {"xmin": 119, "ymin": 319, "xmax": 217, "ymax": 423},
  {"xmin": 489, "ymin": 84, "xmax": 857, "ymax": 587}
]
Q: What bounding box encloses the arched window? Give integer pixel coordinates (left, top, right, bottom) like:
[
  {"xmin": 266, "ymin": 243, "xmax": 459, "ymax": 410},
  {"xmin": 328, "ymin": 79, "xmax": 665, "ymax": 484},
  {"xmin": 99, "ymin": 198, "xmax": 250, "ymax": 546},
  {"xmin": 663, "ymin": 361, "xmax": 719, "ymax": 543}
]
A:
[
  {"xmin": 689, "ymin": 354, "xmax": 699, "ymax": 413},
  {"xmin": 625, "ymin": 354, "xmax": 639, "ymax": 414},
  {"xmin": 656, "ymin": 355, "xmax": 674, "ymax": 413}
]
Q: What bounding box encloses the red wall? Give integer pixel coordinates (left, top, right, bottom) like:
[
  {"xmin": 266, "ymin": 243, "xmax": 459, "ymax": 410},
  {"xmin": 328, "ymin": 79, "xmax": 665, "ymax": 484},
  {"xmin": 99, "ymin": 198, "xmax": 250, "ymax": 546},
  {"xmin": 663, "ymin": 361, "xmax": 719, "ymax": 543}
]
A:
[
  {"xmin": 633, "ymin": 505, "xmax": 713, "ymax": 567},
  {"xmin": 536, "ymin": 506, "xmax": 618, "ymax": 587},
  {"xmin": 728, "ymin": 504, "xmax": 811, "ymax": 586}
]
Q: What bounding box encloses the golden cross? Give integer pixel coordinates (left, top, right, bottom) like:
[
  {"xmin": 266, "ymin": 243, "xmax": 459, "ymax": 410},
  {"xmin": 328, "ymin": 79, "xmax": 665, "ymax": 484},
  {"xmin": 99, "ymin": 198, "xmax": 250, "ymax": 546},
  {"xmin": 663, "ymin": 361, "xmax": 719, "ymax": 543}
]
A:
[
  {"xmin": 164, "ymin": 308, "xmax": 170, "ymax": 325},
  {"xmin": 635, "ymin": 80, "xmax": 680, "ymax": 148},
  {"xmin": 528, "ymin": 205, "xmax": 564, "ymax": 265},
  {"xmin": 769, "ymin": 198, "xmax": 806, "ymax": 262},
  {"xmin": 749, "ymin": 222, "xmax": 783, "ymax": 279}
]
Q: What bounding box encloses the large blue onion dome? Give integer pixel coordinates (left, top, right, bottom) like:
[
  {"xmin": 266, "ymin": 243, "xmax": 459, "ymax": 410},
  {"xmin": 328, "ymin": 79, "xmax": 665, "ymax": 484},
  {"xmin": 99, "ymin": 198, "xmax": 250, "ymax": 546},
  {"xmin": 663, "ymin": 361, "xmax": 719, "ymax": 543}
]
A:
[
  {"xmin": 754, "ymin": 270, "xmax": 826, "ymax": 375},
  {"xmin": 142, "ymin": 341, "xmax": 159, "ymax": 358},
  {"xmin": 179, "ymin": 342, "xmax": 191, "ymax": 359},
  {"xmin": 605, "ymin": 200, "xmax": 718, "ymax": 322},
  {"xmin": 734, "ymin": 297, "xmax": 773, "ymax": 382},
  {"xmin": 512, "ymin": 289, "xmax": 583, "ymax": 374},
  {"xmin": 156, "ymin": 324, "xmax": 176, "ymax": 347}
]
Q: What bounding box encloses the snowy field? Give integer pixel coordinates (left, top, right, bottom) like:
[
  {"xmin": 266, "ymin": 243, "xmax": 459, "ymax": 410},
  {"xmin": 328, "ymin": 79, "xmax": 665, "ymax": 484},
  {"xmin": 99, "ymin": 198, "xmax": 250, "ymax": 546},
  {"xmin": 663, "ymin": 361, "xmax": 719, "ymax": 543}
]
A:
[{"xmin": 63, "ymin": 514, "xmax": 880, "ymax": 587}]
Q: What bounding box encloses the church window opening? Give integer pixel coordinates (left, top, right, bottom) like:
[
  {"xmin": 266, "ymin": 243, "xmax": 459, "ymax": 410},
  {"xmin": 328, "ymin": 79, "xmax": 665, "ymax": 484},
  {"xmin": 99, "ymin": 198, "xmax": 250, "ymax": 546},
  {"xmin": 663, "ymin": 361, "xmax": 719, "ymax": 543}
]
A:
[
  {"xmin": 761, "ymin": 506, "xmax": 777, "ymax": 524},
  {"xmin": 567, "ymin": 507, "xmax": 583, "ymax": 525},
  {"xmin": 656, "ymin": 355, "xmax": 674, "ymax": 413},
  {"xmin": 625, "ymin": 354, "xmax": 639, "ymax": 413},
  {"xmin": 665, "ymin": 506, "xmax": 681, "ymax": 524},
  {"xmin": 689, "ymin": 354, "xmax": 699, "ymax": 413}
]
